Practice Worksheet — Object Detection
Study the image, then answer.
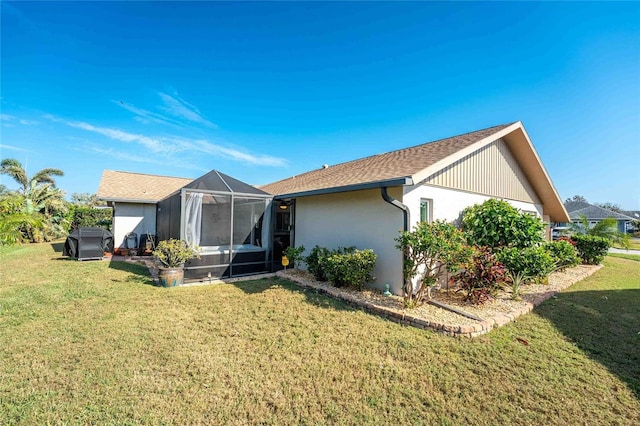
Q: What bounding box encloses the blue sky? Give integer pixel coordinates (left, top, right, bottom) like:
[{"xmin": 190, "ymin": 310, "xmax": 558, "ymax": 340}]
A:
[{"xmin": 1, "ymin": 2, "xmax": 639, "ymax": 209}]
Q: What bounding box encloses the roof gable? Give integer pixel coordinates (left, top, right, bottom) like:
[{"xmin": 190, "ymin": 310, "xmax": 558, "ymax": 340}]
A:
[
  {"xmin": 97, "ymin": 170, "xmax": 192, "ymax": 203},
  {"xmin": 260, "ymin": 123, "xmax": 513, "ymax": 196},
  {"xmin": 184, "ymin": 170, "xmax": 270, "ymax": 196},
  {"xmin": 422, "ymin": 138, "xmax": 541, "ymax": 204}
]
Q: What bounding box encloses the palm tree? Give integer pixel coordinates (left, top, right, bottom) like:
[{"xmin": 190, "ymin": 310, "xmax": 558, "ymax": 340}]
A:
[
  {"xmin": 570, "ymin": 214, "xmax": 630, "ymax": 249},
  {"xmin": 0, "ymin": 159, "xmax": 67, "ymax": 244},
  {"xmin": 0, "ymin": 158, "xmax": 64, "ymax": 194}
]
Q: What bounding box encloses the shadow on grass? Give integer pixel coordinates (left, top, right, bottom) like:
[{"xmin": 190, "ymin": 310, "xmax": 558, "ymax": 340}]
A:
[
  {"xmin": 108, "ymin": 260, "xmax": 155, "ymax": 286},
  {"xmin": 230, "ymin": 277, "xmax": 357, "ymax": 312},
  {"xmin": 50, "ymin": 242, "xmax": 65, "ymax": 253},
  {"xmin": 536, "ymin": 289, "xmax": 640, "ymax": 399}
]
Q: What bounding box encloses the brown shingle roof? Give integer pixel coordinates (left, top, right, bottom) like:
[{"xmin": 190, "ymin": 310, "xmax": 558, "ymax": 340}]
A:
[
  {"xmin": 260, "ymin": 123, "xmax": 513, "ymax": 196},
  {"xmin": 97, "ymin": 170, "xmax": 193, "ymax": 202}
]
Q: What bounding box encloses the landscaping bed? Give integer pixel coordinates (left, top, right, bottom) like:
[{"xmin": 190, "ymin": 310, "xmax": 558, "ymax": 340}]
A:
[{"xmin": 278, "ymin": 263, "xmax": 602, "ymax": 337}]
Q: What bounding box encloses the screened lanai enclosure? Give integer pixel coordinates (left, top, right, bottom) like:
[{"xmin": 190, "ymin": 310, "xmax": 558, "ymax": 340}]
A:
[{"xmin": 156, "ymin": 170, "xmax": 273, "ymax": 280}]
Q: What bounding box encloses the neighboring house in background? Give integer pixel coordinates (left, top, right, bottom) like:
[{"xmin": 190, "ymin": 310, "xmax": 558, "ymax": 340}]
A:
[
  {"xmin": 622, "ymin": 210, "xmax": 640, "ymax": 232},
  {"xmin": 560, "ymin": 201, "xmax": 635, "ymax": 233},
  {"xmin": 260, "ymin": 121, "xmax": 570, "ymax": 295},
  {"xmin": 97, "ymin": 170, "xmax": 192, "ymax": 250}
]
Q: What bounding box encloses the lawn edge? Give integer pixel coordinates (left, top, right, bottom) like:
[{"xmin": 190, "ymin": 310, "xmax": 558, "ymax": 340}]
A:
[{"xmin": 276, "ymin": 264, "xmax": 603, "ymax": 337}]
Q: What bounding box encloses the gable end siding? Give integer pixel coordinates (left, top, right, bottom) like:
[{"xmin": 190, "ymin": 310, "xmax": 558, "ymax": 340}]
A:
[{"xmin": 421, "ymin": 138, "xmax": 540, "ymax": 204}]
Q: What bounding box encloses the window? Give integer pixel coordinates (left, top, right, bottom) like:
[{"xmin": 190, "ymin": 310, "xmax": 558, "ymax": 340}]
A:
[{"xmin": 420, "ymin": 199, "xmax": 432, "ymax": 223}]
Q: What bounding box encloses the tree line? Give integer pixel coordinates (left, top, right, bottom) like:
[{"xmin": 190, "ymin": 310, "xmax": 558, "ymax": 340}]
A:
[{"xmin": 0, "ymin": 158, "xmax": 109, "ymax": 245}]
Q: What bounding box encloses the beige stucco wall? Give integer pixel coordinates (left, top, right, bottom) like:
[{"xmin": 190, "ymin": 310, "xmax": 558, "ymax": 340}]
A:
[
  {"xmin": 113, "ymin": 202, "xmax": 157, "ymax": 249},
  {"xmin": 403, "ymin": 184, "xmax": 543, "ymax": 229},
  {"xmin": 294, "ymin": 187, "xmax": 404, "ymax": 294}
]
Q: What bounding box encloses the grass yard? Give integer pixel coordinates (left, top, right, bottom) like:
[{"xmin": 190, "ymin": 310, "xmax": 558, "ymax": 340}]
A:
[
  {"xmin": 613, "ymin": 238, "xmax": 640, "ymax": 250},
  {"xmin": 1, "ymin": 243, "xmax": 639, "ymax": 425},
  {"xmin": 609, "ymin": 252, "xmax": 640, "ymax": 262}
]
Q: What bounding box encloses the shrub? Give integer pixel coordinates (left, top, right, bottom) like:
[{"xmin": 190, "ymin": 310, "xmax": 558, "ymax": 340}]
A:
[
  {"xmin": 305, "ymin": 245, "xmax": 333, "ymax": 281},
  {"xmin": 69, "ymin": 206, "xmax": 112, "ymax": 231},
  {"xmin": 496, "ymin": 246, "xmax": 556, "ymax": 283},
  {"xmin": 395, "ymin": 220, "xmax": 472, "ymax": 307},
  {"xmin": 544, "ymin": 240, "xmax": 579, "ymax": 271},
  {"xmin": 451, "ymin": 247, "xmax": 507, "ymax": 305},
  {"xmin": 283, "ymin": 245, "xmax": 305, "ymax": 268},
  {"xmin": 322, "ymin": 248, "xmax": 377, "ymax": 290},
  {"xmin": 461, "ymin": 199, "xmax": 545, "ymax": 249},
  {"xmin": 572, "ymin": 234, "xmax": 610, "ymax": 265},
  {"xmin": 557, "ymin": 236, "xmax": 576, "ymax": 247},
  {"xmin": 153, "ymin": 239, "xmax": 200, "ymax": 268}
]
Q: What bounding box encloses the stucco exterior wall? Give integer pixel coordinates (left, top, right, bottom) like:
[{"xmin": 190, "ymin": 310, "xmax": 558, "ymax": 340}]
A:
[
  {"xmin": 403, "ymin": 184, "xmax": 543, "ymax": 229},
  {"xmin": 294, "ymin": 187, "xmax": 404, "ymax": 294},
  {"xmin": 113, "ymin": 202, "xmax": 157, "ymax": 248}
]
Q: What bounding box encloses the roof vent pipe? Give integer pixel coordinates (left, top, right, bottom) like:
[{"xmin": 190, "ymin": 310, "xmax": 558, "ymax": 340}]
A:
[{"xmin": 322, "ymin": 164, "xmax": 329, "ymax": 169}]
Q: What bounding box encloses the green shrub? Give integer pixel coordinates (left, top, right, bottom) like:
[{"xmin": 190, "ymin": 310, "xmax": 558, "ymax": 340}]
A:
[
  {"xmin": 496, "ymin": 246, "xmax": 555, "ymax": 283},
  {"xmin": 305, "ymin": 245, "xmax": 332, "ymax": 281},
  {"xmin": 283, "ymin": 245, "xmax": 305, "ymax": 268},
  {"xmin": 69, "ymin": 206, "xmax": 112, "ymax": 231},
  {"xmin": 573, "ymin": 234, "xmax": 611, "ymax": 265},
  {"xmin": 544, "ymin": 240, "xmax": 579, "ymax": 271},
  {"xmin": 322, "ymin": 248, "xmax": 377, "ymax": 290},
  {"xmin": 395, "ymin": 220, "xmax": 472, "ymax": 307},
  {"xmin": 153, "ymin": 239, "xmax": 200, "ymax": 268},
  {"xmin": 451, "ymin": 247, "xmax": 507, "ymax": 305},
  {"xmin": 461, "ymin": 199, "xmax": 545, "ymax": 249}
]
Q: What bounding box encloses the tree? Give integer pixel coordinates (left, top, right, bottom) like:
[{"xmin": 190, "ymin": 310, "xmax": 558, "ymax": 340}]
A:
[
  {"xmin": 0, "ymin": 194, "xmax": 42, "ymax": 245},
  {"xmin": 395, "ymin": 220, "xmax": 472, "ymax": 308},
  {"xmin": 594, "ymin": 202, "xmax": 623, "ymax": 213},
  {"xmin": 70, "ymin": 192, "xmax": 106, "ymax": 207},
  {"xmin": 0, "ymin": 158, "xmax": 64, "ymax": 194},
  {"xmin": 565, "ymin": 195, "xmax": 587, "ymax": 203},
  {"xmin": 0, "ymin": 159, "xmax": 67, "ymax": 244}
]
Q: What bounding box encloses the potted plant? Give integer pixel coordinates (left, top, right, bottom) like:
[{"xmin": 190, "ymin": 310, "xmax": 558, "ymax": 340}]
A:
[{"xmin": 152, "ymin": 239, "xmax": 200, "ymax": 287}]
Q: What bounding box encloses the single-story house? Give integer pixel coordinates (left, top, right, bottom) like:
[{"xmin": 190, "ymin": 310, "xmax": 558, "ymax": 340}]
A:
[
  {"xmin": 97, "ymin": 169, "xmax": 274, "ymax": 279},
  {"xmin": 260, "ymin": 121, "xmax": 570, "ymax": 295},
  {"xmin": 560, "ymin": 201, "xmax": 635, "ymax": 233},
  {"xmin": 622, "ymin": 211, "xmax": 640, "ymax": 233},
  {"xmin": 97, "ymin": 170, "xmax": 192, "ymax": 249}
]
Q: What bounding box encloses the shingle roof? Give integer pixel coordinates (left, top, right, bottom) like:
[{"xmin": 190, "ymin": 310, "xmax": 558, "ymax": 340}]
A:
[
  {"xmin": 97, "ymin": 170, "xmax": 193, "ymax": 202},
  {"xmin": 260, "ymin": 123, "xmax": 513, "ymax": 196},
  {"xmin": 622, "ymin": 210, "xmax": 640, "ymax": 220},
  {"xmin": 568, "ymin": 204, "xmax": 635, "ymax": 221},
  {"xmin": 564, "ymin": 201, "xmax": 591, "ymax": 212}
]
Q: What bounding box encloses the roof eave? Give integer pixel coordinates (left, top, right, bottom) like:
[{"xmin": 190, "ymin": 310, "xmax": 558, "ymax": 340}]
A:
[
  {"xmin": 273, "ymin": 177, "xmax": 414, "ymax": 199},
  {"xmin": 503, "ymin": 123, "xmax": 571, "ymax": 222},
  {"xmin": 98, "ymin": 197, "xmax": 159, "ymax": 204}
]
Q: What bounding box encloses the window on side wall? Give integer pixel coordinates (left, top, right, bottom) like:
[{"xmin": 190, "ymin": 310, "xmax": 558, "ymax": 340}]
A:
[{"xmin": 420, "ymin": 198, "xmax": 432, "ymax": 223}]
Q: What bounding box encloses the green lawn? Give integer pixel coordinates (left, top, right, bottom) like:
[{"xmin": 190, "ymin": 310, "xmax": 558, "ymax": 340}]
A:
[
  {"xmin": 1, "ymin": 243, "xmax": 639, "ymax": 425},
  {"xmin": 609, "ymin": 252, "xmax": 640, "ymax": 261},
  {"xmin": 613, "ymin": 238, "xmax": 640, "ymax": 250}
]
